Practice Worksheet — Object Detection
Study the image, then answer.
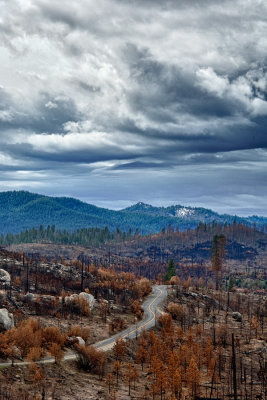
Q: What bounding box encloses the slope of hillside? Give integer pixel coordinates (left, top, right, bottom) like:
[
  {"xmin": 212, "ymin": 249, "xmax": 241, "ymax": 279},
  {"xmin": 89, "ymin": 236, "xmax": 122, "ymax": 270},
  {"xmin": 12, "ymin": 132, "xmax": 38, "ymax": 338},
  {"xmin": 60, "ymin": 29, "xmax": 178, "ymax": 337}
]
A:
[
  {"xmin": 122, "ymin": 202, "xmax": 267, "ymax": 227},
  {"xmin": 0, "ymin": 191, "xmax": 176, "ymax": 234},
  {"xmin": 0, "ymin": 191, "xmax": 266, "ymax": 235}
]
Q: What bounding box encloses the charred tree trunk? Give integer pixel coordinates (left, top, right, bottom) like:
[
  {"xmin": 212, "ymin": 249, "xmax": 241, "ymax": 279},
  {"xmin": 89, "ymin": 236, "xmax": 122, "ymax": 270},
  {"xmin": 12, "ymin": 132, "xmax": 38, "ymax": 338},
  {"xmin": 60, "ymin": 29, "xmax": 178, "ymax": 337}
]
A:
[{"xmin": 232, "ymin": 333, "xmax": 237, "ymax": 400}]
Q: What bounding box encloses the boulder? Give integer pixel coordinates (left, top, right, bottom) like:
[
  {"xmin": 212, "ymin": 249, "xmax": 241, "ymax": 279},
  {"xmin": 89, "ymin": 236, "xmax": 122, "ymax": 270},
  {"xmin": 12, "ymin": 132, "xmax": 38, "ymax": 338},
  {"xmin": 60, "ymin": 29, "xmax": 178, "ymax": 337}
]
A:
[
  {"xmin": 0, "ymin": 269, "xmax": 10, "ymax": 284},
  {"xmin": 232, "ymin": 311, "xmax": 242, "ymax": 322},
  {"xmin": 64, "ymin": 292, "xmax": 95, "ymax": 310},
  {"xmin": 67, "ymin": 336, "xmax": 85, "ymax": 346},
  {"xmin": 64, "ymin": 294, "xmax": 78, "ymax": 304},
  {"xmin": 0, "ymin": 308, "xmax": 14, "ymax": 331},
  {"xmin": 76, "ymin": 336, "xmax": 85, "ymax": 346},
  {"xmin": 79, "ymin": 292, "xmax": 95, "ymax": 310},
  {"xmin": 24, "ymin": 293, "xmax": 36, "ymax": 302}
]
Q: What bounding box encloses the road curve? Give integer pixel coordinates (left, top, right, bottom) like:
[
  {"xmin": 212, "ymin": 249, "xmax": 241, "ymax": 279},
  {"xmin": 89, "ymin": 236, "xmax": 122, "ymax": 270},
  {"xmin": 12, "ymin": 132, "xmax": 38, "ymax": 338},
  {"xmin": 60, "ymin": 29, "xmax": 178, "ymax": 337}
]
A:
[
  {"xmin": 95, "ymin": 284, "xmax": 167, "ymax": 351},
  {"xmin": 0, "ymin": 285, "xmax": 168, "ymax": 367}
]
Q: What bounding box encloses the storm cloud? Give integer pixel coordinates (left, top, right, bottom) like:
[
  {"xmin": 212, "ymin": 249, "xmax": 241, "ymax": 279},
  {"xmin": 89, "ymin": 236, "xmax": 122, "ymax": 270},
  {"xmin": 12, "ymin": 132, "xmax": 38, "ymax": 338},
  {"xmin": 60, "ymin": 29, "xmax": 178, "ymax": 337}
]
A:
[{"xmin": 0, "ymin": 0, "xmax": 267, "ymax": 215}]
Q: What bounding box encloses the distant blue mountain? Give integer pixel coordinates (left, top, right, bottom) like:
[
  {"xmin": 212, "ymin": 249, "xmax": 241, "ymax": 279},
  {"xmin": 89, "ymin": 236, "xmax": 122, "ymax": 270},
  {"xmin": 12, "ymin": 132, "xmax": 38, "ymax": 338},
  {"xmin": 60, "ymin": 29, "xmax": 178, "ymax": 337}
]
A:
[{"xmin": 0, "ymin": 191, "xmax": 266, "ymax": 235}]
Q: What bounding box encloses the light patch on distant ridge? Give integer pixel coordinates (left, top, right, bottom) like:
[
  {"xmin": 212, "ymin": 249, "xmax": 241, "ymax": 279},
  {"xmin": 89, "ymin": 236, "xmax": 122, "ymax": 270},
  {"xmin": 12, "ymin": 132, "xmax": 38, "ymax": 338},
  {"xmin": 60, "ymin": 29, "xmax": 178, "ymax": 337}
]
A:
[{"xmin": 175, "ymin": 208, "xmax": 195, "ymax": 218}]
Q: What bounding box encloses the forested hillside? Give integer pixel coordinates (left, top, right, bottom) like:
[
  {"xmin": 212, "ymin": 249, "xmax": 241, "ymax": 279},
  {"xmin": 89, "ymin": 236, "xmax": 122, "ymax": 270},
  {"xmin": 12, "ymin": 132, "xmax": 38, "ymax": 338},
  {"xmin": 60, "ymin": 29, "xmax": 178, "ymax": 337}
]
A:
[
  {"xmin": 0, "ymin": 191, "xmax": 267, "ymax": 235},
  {"xmin": 0, "ymin": 191, "xmax": 175, "ymax": 235}
]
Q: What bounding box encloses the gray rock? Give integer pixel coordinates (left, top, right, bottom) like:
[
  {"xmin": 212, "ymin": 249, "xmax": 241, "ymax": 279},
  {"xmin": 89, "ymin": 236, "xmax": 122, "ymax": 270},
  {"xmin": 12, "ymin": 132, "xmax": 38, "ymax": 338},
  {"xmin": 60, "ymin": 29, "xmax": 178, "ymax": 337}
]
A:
[
  {"xmin": 67, "ymin": 336, "xmax": 85, "ymax": 346},
  {"xmin": 76, "ymin": 336, "xmax": 85, "ymax": 346},
  {"xmin": 24, "ymin": 293, "xmax": 36, "ymax": 301},
  {"xmin": 0, "ymin": 308, "xmax": 14, "ymax": 331},
  {"xmin": 64, "ymin": 294, "xmax": 78, "ymax": 304},
  {"xmin": 79, "ymin": 292, "xmax": 95, "ymax": 309},
  {"xmin": 65, "ymin": 292, "xmax": 95, "ymax": 310},
  {"xmin": 232, "ymin": 311, "xmax": 242, "ymax": 322},
  {"xmin": 41, "ymin": 295, "xmax": 57, "ymax": 304},
  {"xmin": 0, "ymin": 269, "xmax": 10, "ymax": 284}
]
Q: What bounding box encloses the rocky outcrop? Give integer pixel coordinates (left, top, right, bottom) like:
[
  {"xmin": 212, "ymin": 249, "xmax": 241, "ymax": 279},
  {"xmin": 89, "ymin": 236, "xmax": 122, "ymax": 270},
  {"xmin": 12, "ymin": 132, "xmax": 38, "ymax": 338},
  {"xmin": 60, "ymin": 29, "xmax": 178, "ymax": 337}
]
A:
[
  {"xmin": 0, "ymin": 269, "xmax": 10, "ymax": 284},
  {"xmin": 38, "ymin": 262, "xmax": 82, "ymax": 280},
  {"xmin": 64, "ymin": 292, "xmax": 95, "ymax": 310},
  {"xmin": 0, "ymin": 255, "xmax": 95, "ymax": 289},
  {"xmin": 24, "ymin": 293, "xmax": 58, "ymax": 306},
  {"xmin": 0, "ymin": 308, "xmax": 14, "ymax": 331},
  {"xmin": 185, "ymin": 291, "xmax": 225, "ymax": 310}
]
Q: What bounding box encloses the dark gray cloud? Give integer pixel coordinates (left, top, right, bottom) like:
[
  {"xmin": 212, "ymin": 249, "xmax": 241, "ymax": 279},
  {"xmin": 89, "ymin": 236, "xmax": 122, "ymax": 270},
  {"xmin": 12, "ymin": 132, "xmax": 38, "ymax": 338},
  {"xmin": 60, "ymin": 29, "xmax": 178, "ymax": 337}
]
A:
[
  {"xmin": 0, "ymin": 0, "xmax": 267, "ymax": 216},
  {"xmin": 0, "ymin": 93, "xmax": 79, "ymax": 134}
]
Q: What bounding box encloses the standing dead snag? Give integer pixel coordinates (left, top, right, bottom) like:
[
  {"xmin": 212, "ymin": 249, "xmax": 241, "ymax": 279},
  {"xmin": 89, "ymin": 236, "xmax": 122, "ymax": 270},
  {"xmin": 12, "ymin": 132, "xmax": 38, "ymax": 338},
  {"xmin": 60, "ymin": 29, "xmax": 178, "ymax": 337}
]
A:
[
  {"xmin": 136, "ymin": 336, "xmax": 148, "ymax": 370},
  {"xmin": 105, "ymin": 373, "xmax": 115, "ymax": 394},
  {"xmin": 212, "ymin": 234, "xmax": 226, "ymax": 290},
  {"xmin": 232, "ymin": 333, "xmax": 237, "ymax": 400},
  {"xmin": 113, "ymin": 360, "xmax": 121, "ymax": 386},
  {"xmin": 131, "ymin": 366, "xmax": 139, "ymax": 389},
  {"xmin": 125, "ymin": 363, "xmax": 139, "ymax": 396},
  {"xmin": 100, "ymin": 297, "xmax": 108, "ymax": 323}
]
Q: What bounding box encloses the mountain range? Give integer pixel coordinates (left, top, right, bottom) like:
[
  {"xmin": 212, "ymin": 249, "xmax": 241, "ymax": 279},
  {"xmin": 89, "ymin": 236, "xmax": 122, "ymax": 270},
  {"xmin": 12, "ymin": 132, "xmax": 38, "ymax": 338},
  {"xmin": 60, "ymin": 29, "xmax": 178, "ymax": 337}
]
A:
[{"xmin": 0, "ymin": 191, "xmax": 266, "ymax": 235}]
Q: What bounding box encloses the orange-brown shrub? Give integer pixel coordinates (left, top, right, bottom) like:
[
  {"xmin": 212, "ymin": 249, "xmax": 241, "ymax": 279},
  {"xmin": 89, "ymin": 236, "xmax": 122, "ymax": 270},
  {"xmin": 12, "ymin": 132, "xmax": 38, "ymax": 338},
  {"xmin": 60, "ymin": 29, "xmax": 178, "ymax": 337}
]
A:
[
  {"xmin": 67, "ymin": 325, "xmax": 90, "ymax": 342},
  {"xmin": 9, "ymin": 318, "xmax": 42, "ymax": 357},
  {"xmin": 42, "ymin": 326, "xmax": 65, "ymax": 348},
  {"xmin": 167, "ymin": 302, "xmax": 183, "ymax": 320},
  {"xmin": 75, "ymin": 344, "xmax": 106, "ymax": 376},
  {"xmin": 131, "ymin": 299, "xmax": 144, "ymax": 319},
  {"xmin": 26, "ymin": 346, "xmax": 44, "ymax": 362}
]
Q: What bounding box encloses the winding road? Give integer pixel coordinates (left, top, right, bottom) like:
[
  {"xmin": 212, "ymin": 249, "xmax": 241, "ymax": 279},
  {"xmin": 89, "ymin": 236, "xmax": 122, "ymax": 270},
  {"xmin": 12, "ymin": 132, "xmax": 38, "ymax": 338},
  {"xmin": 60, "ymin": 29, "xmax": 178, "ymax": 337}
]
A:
[
  {"xmin": 0, "ymin": 285, "xmax": 168, "ymax": 367},
  {"xmin": 94, "ymin": 284, "xmax": 167, "ymax": 351}
]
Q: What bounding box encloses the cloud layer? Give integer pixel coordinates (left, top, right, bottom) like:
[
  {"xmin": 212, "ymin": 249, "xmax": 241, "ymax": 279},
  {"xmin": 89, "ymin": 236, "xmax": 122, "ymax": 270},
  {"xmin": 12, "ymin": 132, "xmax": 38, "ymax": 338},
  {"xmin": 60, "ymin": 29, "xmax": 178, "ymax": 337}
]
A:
[{"xmin": 0, "ymin": 0, "xmax": 267, "ymax": 215}]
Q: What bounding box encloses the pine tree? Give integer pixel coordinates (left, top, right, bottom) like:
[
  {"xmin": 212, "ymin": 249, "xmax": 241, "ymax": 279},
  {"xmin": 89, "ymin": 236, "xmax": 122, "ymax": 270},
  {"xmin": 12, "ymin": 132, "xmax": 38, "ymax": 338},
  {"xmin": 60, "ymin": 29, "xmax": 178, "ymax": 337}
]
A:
[{"xmin": 165, "ymin": 259, "xmax": 176, "ymax": 282}]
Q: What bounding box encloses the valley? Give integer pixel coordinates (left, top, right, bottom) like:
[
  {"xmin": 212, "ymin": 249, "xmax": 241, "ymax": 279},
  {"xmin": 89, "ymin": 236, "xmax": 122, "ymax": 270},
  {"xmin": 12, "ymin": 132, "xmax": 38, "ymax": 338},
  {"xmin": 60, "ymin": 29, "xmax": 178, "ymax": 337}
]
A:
[
  {"xmin": 1, "ymin": 0, "xmax": 267, "ymax": 398},
  {"xmin": 0, "ymin": 216, "xmax": 266, "ymax": 399},
  {"xmin": 0, "ymin": 193, "xmax": 266, "ymax": 399}
]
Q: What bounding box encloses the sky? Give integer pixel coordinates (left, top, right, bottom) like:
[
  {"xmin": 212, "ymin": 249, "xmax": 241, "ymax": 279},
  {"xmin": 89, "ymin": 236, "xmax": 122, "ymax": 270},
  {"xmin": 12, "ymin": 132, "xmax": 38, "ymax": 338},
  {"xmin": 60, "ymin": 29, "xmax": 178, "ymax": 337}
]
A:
[{"xmin": 0, "ymin": 0, "xmax": 267, "ymax": 216}]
